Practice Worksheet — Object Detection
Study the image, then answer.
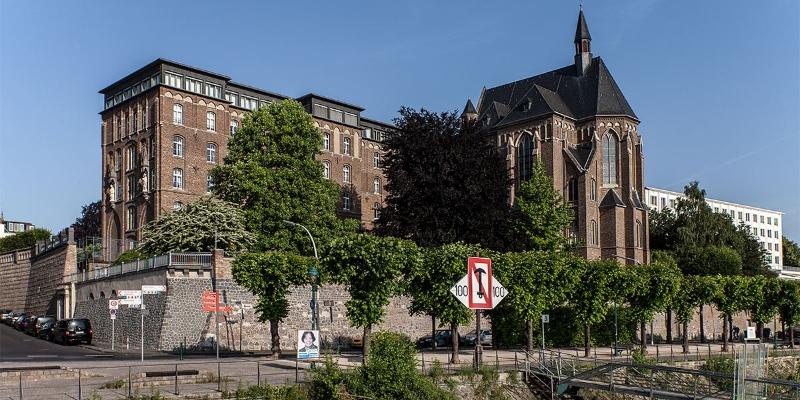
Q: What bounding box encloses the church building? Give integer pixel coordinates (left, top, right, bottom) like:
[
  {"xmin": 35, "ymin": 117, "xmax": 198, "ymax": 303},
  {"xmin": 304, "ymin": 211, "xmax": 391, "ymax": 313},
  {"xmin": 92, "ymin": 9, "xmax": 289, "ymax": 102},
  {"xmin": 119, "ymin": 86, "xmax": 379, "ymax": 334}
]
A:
[{"xmin": 463, "ymin": 9, "xmax": 649, "ymax": 264}]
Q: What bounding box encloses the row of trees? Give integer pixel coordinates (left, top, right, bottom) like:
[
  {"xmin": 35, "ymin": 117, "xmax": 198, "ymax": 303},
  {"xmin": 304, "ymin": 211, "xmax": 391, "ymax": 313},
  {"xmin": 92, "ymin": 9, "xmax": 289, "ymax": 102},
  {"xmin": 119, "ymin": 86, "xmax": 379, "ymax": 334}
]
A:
[{"xmin": 134, "ymin": 100, "xmax": 799, "ymax": 362}]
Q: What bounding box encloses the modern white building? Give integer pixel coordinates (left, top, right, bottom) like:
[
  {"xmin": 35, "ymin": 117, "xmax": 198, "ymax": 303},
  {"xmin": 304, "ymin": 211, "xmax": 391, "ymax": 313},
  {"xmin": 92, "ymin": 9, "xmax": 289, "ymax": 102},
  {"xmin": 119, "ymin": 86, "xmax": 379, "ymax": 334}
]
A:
[{"xmin": 644, "ymin": 187, "xmax": 784, "ymax": 273}]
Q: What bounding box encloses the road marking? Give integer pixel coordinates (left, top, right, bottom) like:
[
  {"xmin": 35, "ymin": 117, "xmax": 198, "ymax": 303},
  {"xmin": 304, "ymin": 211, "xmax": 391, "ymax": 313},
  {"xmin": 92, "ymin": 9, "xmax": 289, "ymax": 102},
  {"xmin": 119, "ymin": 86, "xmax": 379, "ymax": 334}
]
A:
[
  {"xmin": 26, "ymin": 355, "xmax": 55, "ymax": 358},
  {"xmin": 84, "ymin": 354, "xmax": 113, "ymax": 358}
]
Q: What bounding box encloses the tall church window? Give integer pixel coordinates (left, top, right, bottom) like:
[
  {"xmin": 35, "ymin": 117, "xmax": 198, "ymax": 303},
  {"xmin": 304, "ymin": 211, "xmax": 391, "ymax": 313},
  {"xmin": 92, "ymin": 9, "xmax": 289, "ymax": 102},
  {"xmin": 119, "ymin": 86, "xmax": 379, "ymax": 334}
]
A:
[
  {"xmin": 590, "ymin": 220, "xmax": 598, "ymax": 246},
  {"xmin": 516, "ymin": 135, "xmax": 534, "ymax": 183},
  {"xmin": 635, "ymin": 220, "xmax": 642, "ymax": 248},
  {"xmin": 602, "ymin": 132, "xmax": 617, "ymax": 185},
  {"xmin": 590, "ymin": 178, "xmax": 597, "ymax": 201}
]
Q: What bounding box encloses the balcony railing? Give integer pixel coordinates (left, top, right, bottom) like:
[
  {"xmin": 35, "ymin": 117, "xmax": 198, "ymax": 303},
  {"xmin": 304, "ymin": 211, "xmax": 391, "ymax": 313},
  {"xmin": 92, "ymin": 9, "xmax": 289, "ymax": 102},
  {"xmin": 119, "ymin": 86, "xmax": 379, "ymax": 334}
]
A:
[{"xmin": 67, "ymin": 252, "xmax": 212, "ymax": 283}]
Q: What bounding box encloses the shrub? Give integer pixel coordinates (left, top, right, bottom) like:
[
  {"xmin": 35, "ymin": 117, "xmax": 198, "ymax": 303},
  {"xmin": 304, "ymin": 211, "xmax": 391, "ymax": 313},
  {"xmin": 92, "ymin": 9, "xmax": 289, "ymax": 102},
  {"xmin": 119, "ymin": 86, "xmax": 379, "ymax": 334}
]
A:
[
  {"xmin": 700, "ymin": 357, "xmax": 735, "ymax": 391},
  {"xmin": 236, "ymin": 384, "xmax": 308, "ymax": 400}
]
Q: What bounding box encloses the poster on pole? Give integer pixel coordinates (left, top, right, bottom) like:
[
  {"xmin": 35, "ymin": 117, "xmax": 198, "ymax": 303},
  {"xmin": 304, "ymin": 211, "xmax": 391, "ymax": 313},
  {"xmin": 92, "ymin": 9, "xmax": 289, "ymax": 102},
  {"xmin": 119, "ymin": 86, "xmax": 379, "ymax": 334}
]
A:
[{"xmin": 297, "ymin": 330, "xmax": 320, "ymax": 360}]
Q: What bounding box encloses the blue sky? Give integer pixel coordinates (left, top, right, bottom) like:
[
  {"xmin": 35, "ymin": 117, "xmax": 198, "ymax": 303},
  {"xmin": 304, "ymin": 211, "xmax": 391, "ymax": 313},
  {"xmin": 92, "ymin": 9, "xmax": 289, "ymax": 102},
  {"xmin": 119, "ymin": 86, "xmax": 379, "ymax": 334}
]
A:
[{"xmin": 0, "ymin": 1, "xmax": 798, "ymax": 239}]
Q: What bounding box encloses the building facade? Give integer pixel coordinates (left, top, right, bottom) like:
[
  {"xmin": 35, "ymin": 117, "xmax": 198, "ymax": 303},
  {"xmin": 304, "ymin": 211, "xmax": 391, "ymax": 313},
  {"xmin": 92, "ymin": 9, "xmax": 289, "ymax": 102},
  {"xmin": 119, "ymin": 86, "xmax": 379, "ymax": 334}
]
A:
[
  {"xmin": 98, "ymin": 60, "xmax": 389, "ymax": 257},
  {"xmin": 464, "ymin": 9, "xmax": 649, "ymax": 264},
  {"xmin": 0, "ymin": 216, "xmax": 36, "ymax": 238},
  {"xmin": 645, "ymin": 187, "xmax": 784, "ymax": 272}
]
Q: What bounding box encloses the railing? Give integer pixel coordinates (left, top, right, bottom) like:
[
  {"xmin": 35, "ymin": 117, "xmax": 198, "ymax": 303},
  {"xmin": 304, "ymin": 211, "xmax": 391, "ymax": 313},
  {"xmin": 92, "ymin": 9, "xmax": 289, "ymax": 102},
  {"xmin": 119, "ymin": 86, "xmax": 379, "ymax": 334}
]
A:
[{"xmin": 67, "ymin": 252, "xmax": 212, "ymax": 283}]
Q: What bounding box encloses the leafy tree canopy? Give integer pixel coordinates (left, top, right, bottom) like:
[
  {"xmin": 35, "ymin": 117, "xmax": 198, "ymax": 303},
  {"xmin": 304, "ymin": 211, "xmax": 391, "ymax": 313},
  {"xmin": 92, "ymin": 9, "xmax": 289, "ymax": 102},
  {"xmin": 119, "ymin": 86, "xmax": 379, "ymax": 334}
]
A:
[
  {"xmin": 139, "ymin": 197, "xmax": 256, "ymax": 255},
  {"xmin": 0, "ymin": 228, "xmax": 52, "ymax": 253},
  {"xmin": 782, "ymin": 237, "xmax": 800, "ymax": 267},
  {"xmin": 72, "ymin": 200, "xmax": 101, "ymax": 241},
  {"xmin": 211, "ymin": 100, "xmax": 357, "ymax": 255},
  {"xmin": 511, "ymin": 161, "xmax": 574, "ymax": 253},
  {"xmin": 779, "ymin": 280, "xmax": 800, "ymax": 326},
  {"xmin": 375, "ymin": 107, "xmax": 512, "ymax": 250}
]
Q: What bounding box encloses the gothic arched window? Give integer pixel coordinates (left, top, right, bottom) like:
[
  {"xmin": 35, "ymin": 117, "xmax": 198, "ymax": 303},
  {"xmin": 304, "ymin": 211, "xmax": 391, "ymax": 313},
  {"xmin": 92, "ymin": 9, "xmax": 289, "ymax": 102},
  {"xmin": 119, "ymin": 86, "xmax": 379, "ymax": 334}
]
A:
[
  {"xmin": 516, "ymin": 135, "xmax": 534, "ymax": 183},
  {"xmin": 602, "ymin": 132, "xmax": 617, "ymax": 185}
]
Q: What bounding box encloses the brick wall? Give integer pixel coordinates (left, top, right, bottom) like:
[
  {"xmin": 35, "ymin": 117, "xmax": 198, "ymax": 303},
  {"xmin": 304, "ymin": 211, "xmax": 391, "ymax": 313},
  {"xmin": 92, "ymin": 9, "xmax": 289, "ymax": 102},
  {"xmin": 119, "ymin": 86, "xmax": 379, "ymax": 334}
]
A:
[{"xmin": 0, "ymin": 250, "xmax": 32, "ymax": 311}]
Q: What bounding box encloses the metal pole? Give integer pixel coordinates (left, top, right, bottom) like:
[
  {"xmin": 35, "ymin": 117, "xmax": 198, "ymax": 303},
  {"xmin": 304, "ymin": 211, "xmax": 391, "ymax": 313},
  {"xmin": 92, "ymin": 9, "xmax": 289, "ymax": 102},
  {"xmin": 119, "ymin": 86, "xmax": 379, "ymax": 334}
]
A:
[
  {"xmin": 312, "ymin": 283, "xmax": 318, "ymax": 330},
  {"xmin": 541, "ymin": 315, "xmax": 546, "ymax": 350},
  {"xmin": 128, "ymin": 366, "xmax": 132, "ymax": 398},
  {"xmin": 78, "ymin": 369, "xmax": 82, "ymax": 400},
  {"xmin": 614, "ymin": 300, "xmax": 619, "ymax": 357},
  {"xmin": 217, "ymin": 361, "xmax": 221, "ymax": 392},
  {"xmin": 112, "ymin": 318, "xmax": 115, "ymax": 351},
  {"xmin": 214, "ymin": 231, "xmax": 220, "ymax": 361},
  {"xmin": 19, "ymin": 373, "xmax": 22, "ymax": 400},
  {"xmin": 257, "ymin": 361, "xmax": 261, "ymax": 385},
  {"xmin": 141, "ymin": 303, "xmax": 144, "ymax": 363},
  {"xmin": 475, "ymin": 309, "xmax": 482, "ymax": 370},
  {"xmin": 174, "ymin": 364, "xmax": 179, "ymax": 395}
]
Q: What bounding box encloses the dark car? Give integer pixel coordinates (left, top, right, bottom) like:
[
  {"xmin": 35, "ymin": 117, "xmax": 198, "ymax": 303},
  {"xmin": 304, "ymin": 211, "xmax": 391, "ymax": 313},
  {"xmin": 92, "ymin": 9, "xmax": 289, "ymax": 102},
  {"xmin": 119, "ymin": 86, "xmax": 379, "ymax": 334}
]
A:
[
  {"xmin": 462, "ymin": 329, "xmax": 493, "ymax": 347},
  {"xmin": 52, "ymin": 319, "xmax": 93, "ymax": 345},
  {"xmin": 26, "ymin": 316, "xmax": 56, "ymax": 337},
  {"xmin": 12, "ymin": 313, "xmax": 28, "ymax": 330},
  {"xmin": 37, "ymin": 319, "xmax": 57, "ymax": 341},
  {"xmin": 417, "ymin": 330, "xmax": 459, "ymax": 348},
  {"xmin": 19, "ymin": 315, "xmax": 38, "ymax": 333}
]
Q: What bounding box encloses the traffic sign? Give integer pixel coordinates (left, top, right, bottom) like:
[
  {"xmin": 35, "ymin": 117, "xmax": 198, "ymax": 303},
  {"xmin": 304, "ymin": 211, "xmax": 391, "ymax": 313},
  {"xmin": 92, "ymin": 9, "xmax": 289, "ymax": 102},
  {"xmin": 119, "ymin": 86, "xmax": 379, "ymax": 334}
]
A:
[
  {"xmin": 142, "ymin": 285, "xmax": 166, "ymax": 295},
  {"xmin": 110, "ymin": 313, "xmax": 116, "ymax": 320},
  {"xmin": 109, "ymin": 299, "xmax": 120, "ymax": 310},
  {"xmin": 202, "ymin": 291, "xmax": 232, "ymax": 312},
  {"xmin": 110, "ymin": 309, "xmax": 117, "ymax": 316},
  {"xmin": 119, "ymin": 290, "xmax": 142, "ymax": 306},
  {"xmin": 542, "ymin": 314, "xmax": 550, "ymax": 323},
  {"xmin": 450, "ymin": 257, "xmax": 507, "ymax": 310}
]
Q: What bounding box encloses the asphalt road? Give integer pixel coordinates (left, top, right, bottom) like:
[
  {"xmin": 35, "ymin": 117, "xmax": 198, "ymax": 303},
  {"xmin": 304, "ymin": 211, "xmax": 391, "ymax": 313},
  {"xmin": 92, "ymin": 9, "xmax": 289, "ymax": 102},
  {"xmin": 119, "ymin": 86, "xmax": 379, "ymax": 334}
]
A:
[{"xmin": 0, "ymin": 322, "xmax": 107, "ymax": 362}]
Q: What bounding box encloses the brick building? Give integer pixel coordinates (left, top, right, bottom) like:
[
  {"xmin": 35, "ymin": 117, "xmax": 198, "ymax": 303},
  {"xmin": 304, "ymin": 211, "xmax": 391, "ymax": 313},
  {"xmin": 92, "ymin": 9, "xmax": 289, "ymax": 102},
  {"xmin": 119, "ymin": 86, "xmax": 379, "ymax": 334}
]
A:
[
  {"xmin": 99, "ymin": 60, "xmax": 390, "ymax": 255},
  {"xmin": 463, "ymin": 9, "xmax": 649, "ymax": 264}
]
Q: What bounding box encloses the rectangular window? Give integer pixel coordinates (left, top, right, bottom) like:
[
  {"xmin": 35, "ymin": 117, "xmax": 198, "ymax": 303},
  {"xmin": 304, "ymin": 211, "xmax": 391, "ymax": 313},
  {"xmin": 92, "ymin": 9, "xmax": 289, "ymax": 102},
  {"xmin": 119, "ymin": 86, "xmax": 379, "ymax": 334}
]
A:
[
  {"xmin": 650, "ymin": 196, "xmax": 657, "ymax": 206},
  {"xmin": 141, "ymin": 78, "xmax": 151, "ymax": 91},
  {"xmin": 768, "ymin": 230, "xmax": 772, "ymax": 238},
  {"xmin": 185, "ymin": 77, "xmax": 202, "ymax": 94},
  {"xmin": 775, "ymin": 218, "xmax": 779, "ymax": 226},
  {"xmin": 329, "ymin": 108, "xmax": 344, "ymax": 123},
  {"xmin": 260, "ymin": 100, "xmax": 271, "ymax": 108},
  {"xmin": 313, "ymin": 104, "xmax": 328, "ymax": 118},
  {"xmin": 204, "ymin": 82, "xmax": 221, "ymax": 98},
  {"xmin": 714, "ymin": 207, "xmax": 719, "ymax": 213},
  {"xmin": 164, "ymin": 72, "xmax": 183, "ymax": 88},
  {"xmin": 127, "ymin": 207, "xmax": 136, "ymax": 231},
  {"xmin": 132, "ymin": 111, "xmax": 138, "ymax": 132},
  {"xmin": 661, "ymin": 198, "xmax": 666, "ymax": 208},
  {"xmin": 768, "ymin": 243, "xmax": 773, "ymax": 250},
  {"xmin": 746, "ymin": 213, "xmax": 750, "ymax": 221},
  {"xmin": 225, "ymin": 91, "xmax": 238, "ymax": 105},
  {"xmin": 344, "ymin": 112, "xmax": 358, "ymax": 126},
  {"xmin": 738, "ymin": 211, "xmax": 742, "ymax": 220},
  {"xmin": 241, "ymin": 96, "xmax": 257, "ymax": 110},
  {"xmin": 761, "ymin": 229, "xmax": 765, "ymax": 237},
  {"xmin": 568, "ymin": 178, "xmax": 578, "ymax": 203},
  {"xmin": 127, "ymin": 177, "xmax": 136, "ymax": 199},
  {"xmin": 767, "ymin": 217, "xmax": 772, "ymax": 225},
  {"xmin": 132, "ymin": 83, "xmax": 140, "ymax": 96},
  {"xmin": 776, "ymin": 256, "xmax": 780, "ymax": 265},
  {"xmin": 760, "ymin": 215, "xmax": 765, "ymax": 223},
  {"xmin": 669, "ymin": 199, "xmax": 675, "ymax": 208},
  {"xmin": 206, "ymin": 112, "xmax": 216, "ymax": 131}
]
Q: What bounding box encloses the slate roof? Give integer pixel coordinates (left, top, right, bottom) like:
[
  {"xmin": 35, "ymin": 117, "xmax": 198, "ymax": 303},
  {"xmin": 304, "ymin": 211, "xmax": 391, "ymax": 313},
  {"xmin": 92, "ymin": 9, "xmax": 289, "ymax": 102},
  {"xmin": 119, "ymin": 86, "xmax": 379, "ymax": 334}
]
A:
[
  {"xmin": 477, "ymin": 57, "xmax": 637, "ymax": 128},
  {"xmin": 462, "ymin": 99, "xmax": 477, "ymax": 116},
  {"xmin": 575, "ymin": 9, "xmax": 591, "ymax": 42},
  {"xmin": 564, "ymin": 142, "xmax": 594, "ymax": 172}
]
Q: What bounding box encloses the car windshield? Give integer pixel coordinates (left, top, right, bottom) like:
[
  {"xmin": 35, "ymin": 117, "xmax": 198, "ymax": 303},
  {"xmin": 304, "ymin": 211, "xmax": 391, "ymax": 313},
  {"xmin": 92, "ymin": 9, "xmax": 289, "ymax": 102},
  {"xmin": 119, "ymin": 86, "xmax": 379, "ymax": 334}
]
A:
[{"xmin": 68, "ymin": 320, "xmax": 89, "ymax": 329}]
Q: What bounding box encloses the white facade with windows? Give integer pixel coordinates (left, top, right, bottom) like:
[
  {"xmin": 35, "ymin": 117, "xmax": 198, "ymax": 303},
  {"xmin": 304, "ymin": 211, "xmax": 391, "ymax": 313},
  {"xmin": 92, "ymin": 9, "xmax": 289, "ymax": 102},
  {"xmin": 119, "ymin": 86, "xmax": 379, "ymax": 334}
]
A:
[
  {"xmin": 644, "ymin": 187, "xmax": 784, "ymax": 272},
  {"xmin": 0, "ymin": 218, "xmax": 35, "ymax": 239}
]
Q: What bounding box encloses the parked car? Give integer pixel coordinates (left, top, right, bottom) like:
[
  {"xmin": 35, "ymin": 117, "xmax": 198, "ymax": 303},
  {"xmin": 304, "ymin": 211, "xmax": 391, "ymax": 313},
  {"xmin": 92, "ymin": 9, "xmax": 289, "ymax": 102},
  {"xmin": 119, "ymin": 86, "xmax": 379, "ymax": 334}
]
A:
[
  {"xmin": 417, "ymin": 330, "xmax": 459, "ymax": 348},
  {"xmin": 52, "ymin": 319, "xmax": 93, "ymax": 345},
  {"xmin": 26, "ymin": 316, "xmax": 56, "ymax": 337},
  {"xmin": 1, "ymin": 311, "xmax": 17, "ymax": 324},
  {"xmin": 12, "ymin": 313, "xmax": 28, "ymax": 330},
  {"xmin": 37, "ymin": 319, "xmax": 57, "ymax": 341},
  {"xmin": 0, "ymin": 309, "xmax": 11, "ymax": 322},
  {"xmin": 18, "ymin": 315, "xmax": 38, "ymax": 332},
  {"xmin": 462, "ymin": 329, "xmax": 492, "ymax": 347}
]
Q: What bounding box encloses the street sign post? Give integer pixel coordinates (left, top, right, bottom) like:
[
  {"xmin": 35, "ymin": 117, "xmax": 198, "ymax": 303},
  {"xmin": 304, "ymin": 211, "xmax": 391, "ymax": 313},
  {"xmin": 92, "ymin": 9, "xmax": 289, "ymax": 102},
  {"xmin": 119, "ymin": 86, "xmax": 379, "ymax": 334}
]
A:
[
  {"xmin": 142, "ymin": 285, "xmax": 166, "ymax": 295},
  {"xmin": 119, "ymin": 290, "xmax": 142, "ymax": 306},
  {"xmin": 450, "ymin": 257, "xmax": 506, "ymax": 370},
  {"xmin": 541, "ymin": 314, "xmax": 550, "ymax": 350},
  {"xmin": 109, "ymin": 308, "xmax": 117, "ymax": 350}
]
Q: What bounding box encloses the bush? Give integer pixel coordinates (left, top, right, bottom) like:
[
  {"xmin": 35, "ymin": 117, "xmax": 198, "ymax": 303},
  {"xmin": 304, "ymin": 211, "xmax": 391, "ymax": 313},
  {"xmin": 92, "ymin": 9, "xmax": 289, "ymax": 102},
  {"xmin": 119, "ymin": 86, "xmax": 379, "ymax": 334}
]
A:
[
  {"xmin": 308, "ymin": 358, "xmax": 345, "ymax": 400},
  {"xmin": 700, "ymin": 357, "xmax": 735, "ymax": 391},
  {"xmin": 236, "ymin": 384, "xmax": 308, "ymax": 400}
]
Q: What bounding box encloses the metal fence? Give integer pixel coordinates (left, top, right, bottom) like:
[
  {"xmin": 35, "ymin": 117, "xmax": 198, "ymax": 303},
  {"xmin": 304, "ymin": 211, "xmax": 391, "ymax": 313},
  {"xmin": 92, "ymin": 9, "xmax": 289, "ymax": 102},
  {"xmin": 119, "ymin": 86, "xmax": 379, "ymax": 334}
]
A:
[{"xmin": 66, "ymin": 252, "xmax": 212, "ymax": 284}]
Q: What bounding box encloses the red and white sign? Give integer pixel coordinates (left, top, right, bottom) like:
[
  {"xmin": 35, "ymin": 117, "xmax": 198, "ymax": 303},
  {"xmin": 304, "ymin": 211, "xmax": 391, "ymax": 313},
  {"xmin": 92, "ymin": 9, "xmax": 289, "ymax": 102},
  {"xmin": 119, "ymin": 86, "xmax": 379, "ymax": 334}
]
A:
[
  {"xmin": 202, "ymin": 291, "xmax": 232, "ymax": 312},
  {"xmin": 450, "ymin": 257, "xmax": 506, "ymax": 310},
  {"xmin": 108, "ymin": 299, "xmax": 120, "ymax": 310}
]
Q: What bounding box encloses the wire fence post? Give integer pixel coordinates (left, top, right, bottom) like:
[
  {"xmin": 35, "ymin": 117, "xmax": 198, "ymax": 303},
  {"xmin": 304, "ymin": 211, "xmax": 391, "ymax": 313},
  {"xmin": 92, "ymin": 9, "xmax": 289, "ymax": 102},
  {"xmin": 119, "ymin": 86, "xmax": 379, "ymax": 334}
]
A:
[
  {"xmin": 78, "ymin": 369, "xmax": 82, "ymax": 400},
  {"xmin": 128, "ymin": 366, "xmax": 132, "ymax": 398},
  {"xmin": 217, "ymin": 362, "xmax": 221, "ymax": 392},
  {"xmin": 295, "ymin": 358, "xmax": 299, "ymax": 383},
  {"xmin": 257, "ymin": 361, "xmax": 261, "ymax": 386},
  {"xmin": 19, "ymin": 373, "xmax": 22, "ymax": 400}
]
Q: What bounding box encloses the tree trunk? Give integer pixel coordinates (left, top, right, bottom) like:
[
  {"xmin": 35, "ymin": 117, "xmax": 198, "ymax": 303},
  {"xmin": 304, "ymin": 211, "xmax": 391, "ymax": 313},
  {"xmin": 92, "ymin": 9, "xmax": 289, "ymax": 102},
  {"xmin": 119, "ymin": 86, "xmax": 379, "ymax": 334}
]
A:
[
  {"xmin": 526, "ymin": 319, "xmax": 534, "ymax": 352},
  {"xmin": 666, "ymin": 309, "xmax": 673, "ymax": 343},
  {"xmin": 756, "ymin": 322, "xmax": 764, "ymax": 339},
  {"xmin": 699, "ymin": 305, "xmax": 706, "ymax": 343},
  {"xmin": 682, "ymin": 320, "xmax": 689, "ymax": 354},
  {"xmin": 729, "ymin": 315, "xmax": 734, "ymax": 342},
  {"xmin": 450, "ymin": 322, "xmax": 460, "ymax": 364},
  {"xmin": 640, "ymin": 321, "xmax": 647, "ymax": 353},
  {"xmin": 722, "ymin": 316, "xmax": 729, "ymax": 352},
  {"xmin": 584, "ymin": 325, "xmax": 591, "ymax": 357},
  {"xmin": 363, "ymin": 324, "xmax": 372, "ymax": 362},
  {"xmin": 431, "ymin": 316, "xmax": 437, "ymax": 351},
  {"xmin": 269, "ymin": 320, "xmax": 281, "ymax": 358},
  {"xmin": 790, "ymin": 325, "xmax": 795, "ymax": 349}
]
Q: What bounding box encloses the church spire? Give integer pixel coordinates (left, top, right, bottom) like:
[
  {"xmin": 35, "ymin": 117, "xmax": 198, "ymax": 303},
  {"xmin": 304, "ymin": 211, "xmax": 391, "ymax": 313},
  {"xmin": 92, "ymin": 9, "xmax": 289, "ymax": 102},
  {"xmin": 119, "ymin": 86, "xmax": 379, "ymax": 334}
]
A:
[{"xmin": 574, "ymin": 7, "xmax": 593, "ymax": 75}]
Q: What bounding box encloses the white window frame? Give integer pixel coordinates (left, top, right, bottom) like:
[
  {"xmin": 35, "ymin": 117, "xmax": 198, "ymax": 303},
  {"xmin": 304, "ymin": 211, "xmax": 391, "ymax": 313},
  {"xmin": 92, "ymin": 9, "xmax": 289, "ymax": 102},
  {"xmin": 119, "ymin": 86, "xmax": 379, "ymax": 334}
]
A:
[
  {"xmin": 173, "ymin": 103, "xmax": 183, "ymax": 125},
  {"xmin": 374, "ymin": 177, "xmax": 381, "ymax": 194},
  {"xmin": 207, "ymin": 143, "xmax": 217, "ymax": 163},
  {"xmin": 343, "ymin": 137, "xmax": 351, "ymax": 155},
  {"xmin": 343, "ymin": 165, "xmax": 351, "ymax": 183},
  {"xmin": 172, "ymin": 168, "xmax": 183, "ymax": 189},
  {"xmin": 323, "ymin": 133, "xmax": 331, "ymax": 151},
  {"xmin": 323, "ymin": 161, "xmax": 330, "ymax": 179},
  {"xmin": 173, "ymin": 136, "xmax": 184, "ymax": 158},
  {"xmin": 230, "ymin": 120, "xmax": 238, "ymax": 135},
  {"xmin": 206, "ymin": 111, "xmax": 216, "ymax": 131}
]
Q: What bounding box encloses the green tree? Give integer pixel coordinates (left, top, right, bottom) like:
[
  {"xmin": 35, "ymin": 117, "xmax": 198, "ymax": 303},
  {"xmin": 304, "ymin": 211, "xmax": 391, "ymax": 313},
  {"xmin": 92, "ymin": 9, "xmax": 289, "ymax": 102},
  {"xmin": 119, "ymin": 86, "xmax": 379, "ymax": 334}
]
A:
[
  {"xmin": 649, "ymin": 207, "xmax": 678, "ymax": 251},
  {"xmin": 696, "ymin": 246, "xmax": 743, "ymax": 276},
  {"xmin": 324, "ymin": 234, "xmax": 421, "ymax": 359},
  {"xmin": 511, "ymin": 161, "xmax": 574, "ymax": 252},
  {"xmin": 375, "ymin": 107, "xmax": 512, "ymax": 250},
  {"xmin": 712, "ymin": 275, "xmax": 748, "ymax": 352},
  {"xmin": 494, "ymin": 251, "xmax": 577, "ymax": 351},
  {"xmin": 138, "ymin": 197, "xmax": 256, "ymax": 255},
  {"xmin": 407, "ymin": 243, "xmax": 477, "ymax": 363},
  {"xmin": 674, "ymin": 275, "xmax": 719, "ymax": 353},
  {"xmin": 211, "ymin": 100, "xmax": 356, "ymax": 255},
  {"xmin": 782, "ymin": 237, "xmax": 800, "ymax": 267},
  {"xmin": 744, "ymin": 276, "xmax": 781, "ymax": 339},
  {"xmin": 626, "ymin": 259, "xmax": 681, "ymax": 353},
  {"xmin": 0, "ymin": 227, "xmax": 52, "ymax": 252},
  {"xmin": 232, "ymin": 252, "xmax": 315, "ymax": 355},
  {"xmin": 571, "ymin": 259, "xmax": 620, "ymax": 356},
  {"xmin": 778, "ymin": 280, "xmax": 800, "ymax": 348}
]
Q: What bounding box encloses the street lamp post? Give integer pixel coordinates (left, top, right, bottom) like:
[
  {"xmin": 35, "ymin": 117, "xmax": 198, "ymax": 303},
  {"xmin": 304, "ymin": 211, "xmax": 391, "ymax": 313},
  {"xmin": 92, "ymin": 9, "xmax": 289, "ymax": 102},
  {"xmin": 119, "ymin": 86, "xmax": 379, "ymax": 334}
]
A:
[{"xmin": 283, "ymin": 220, "xmax": 319, "ymax": 330}]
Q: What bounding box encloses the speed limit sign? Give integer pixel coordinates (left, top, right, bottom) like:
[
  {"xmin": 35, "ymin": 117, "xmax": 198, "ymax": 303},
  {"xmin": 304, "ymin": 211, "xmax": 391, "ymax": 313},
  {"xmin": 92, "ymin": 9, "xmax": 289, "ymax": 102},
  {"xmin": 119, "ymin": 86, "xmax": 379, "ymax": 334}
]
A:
[{"xmin": 109, "ymin": 299, "xmax": 120, "ymax": 310}]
